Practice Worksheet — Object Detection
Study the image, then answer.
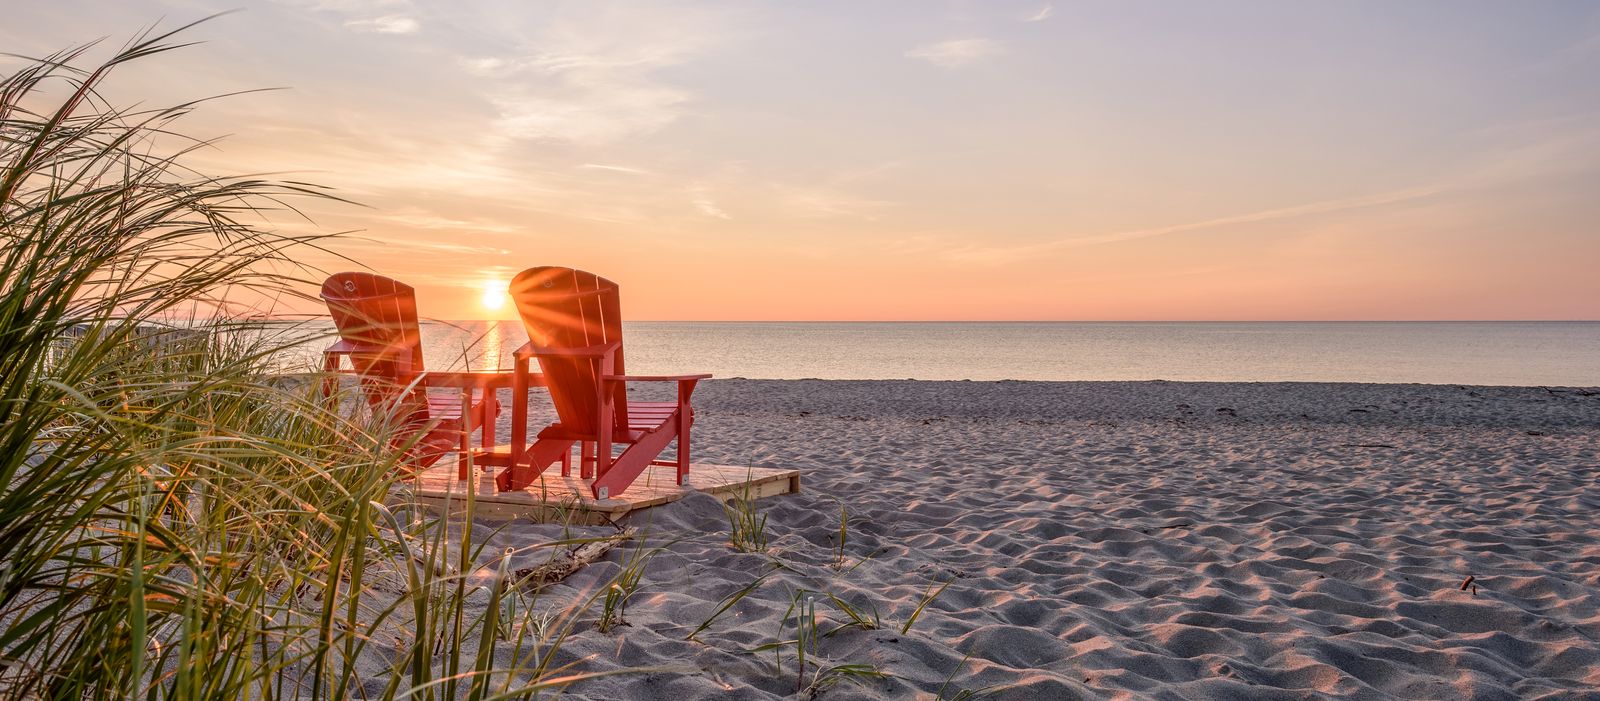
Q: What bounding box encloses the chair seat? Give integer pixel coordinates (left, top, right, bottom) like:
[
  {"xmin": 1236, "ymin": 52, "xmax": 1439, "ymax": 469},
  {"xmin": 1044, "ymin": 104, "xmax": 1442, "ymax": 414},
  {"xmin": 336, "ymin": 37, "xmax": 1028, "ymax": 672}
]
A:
[
  {"xmin": 537, "ymin": 401, "xmax": 679, "ymax": 443},
  {"xmin": 408, "ymin": 392, "xmax": 499, "ymax": 469},
  {"xmin": 424, "ymin": 391, "xmax": 498, "ymax": 423}
]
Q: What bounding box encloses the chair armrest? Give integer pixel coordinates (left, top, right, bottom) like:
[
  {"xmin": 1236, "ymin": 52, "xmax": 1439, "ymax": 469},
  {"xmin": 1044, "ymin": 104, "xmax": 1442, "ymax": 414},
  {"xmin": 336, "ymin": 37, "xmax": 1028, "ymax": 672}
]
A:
[
  {"xmin": 515, "ymin": 340, "xmax": 622, "ymax": 359},
  {"xmin": 603, "ymin": 374, "xmax": 713, "ymax": 383},
  {"xmin": 419, "ymin": 370, "xmax": 519, "ymax": 390},
  {"xmin": 324, "ymin": 339, "xmax": 367, "ymax": 355},
  {"xmin": 605, "ymin": 374, "xmax": 709, "ymax": 407},
  {"xmin": 323, "ymin": 340, "xmax": 414, "ymax": 373}
]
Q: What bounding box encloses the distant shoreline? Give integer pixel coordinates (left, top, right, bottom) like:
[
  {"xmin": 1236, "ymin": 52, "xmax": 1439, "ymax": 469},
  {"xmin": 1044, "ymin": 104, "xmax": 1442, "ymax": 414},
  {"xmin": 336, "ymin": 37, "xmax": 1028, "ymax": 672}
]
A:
[
  {"xmin": 685, "ymin": 378, "xmax": 1600, "ymax": 431},
  {"xmin": 700, "ymin": 377, "xmax": 1600, "ymax": 389},
  {"xmin": 273, "ymin": 320, "xmax": 1600, "ymax": 386}
]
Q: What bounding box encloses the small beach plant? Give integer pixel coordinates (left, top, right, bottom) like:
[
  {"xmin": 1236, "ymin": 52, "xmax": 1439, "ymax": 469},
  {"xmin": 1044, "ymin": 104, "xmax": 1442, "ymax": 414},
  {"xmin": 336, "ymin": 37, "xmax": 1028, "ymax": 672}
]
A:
[
  {"xmin": 803, "ymin": 663, "xmax": 889, "ymax": 700},
  {"xmin": 901, "ymin": 578, "xmax": 953, "ymax": 634},
  {"xmin": 722, "ymin": 470, "xmax": 769, "ymax": 552},
  {"xmin": 833, "ymin": 500, "xmax": 849, "ymax": 568},
  {"xmin": 935, "ymin": 652, "xmax": 1004, "ymax": 700},
  {"xmin": 750, "ymin": 588, "xmax": 888, "ymax": 695},
  {"xmin": 748, "ymin": 588, "xmax": 821, "ymax": 690},
  {"xmin": 684, "ymin": 566, "xmax": 777, "ymax": 641},
  {"xmin": 824, "ymin": 591, "xmax": 881, "ymax": 633},
  {"xmin": 597, "ymin": 539, "xmax": 657, "ymax": 633}
]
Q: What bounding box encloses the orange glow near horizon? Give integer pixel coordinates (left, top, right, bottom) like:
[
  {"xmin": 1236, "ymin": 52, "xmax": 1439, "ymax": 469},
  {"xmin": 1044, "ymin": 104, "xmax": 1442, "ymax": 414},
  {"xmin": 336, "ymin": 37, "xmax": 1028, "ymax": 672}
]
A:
[{"xmin": 11, "ymin": 4, "xmax": 1599, "ymax": 322}]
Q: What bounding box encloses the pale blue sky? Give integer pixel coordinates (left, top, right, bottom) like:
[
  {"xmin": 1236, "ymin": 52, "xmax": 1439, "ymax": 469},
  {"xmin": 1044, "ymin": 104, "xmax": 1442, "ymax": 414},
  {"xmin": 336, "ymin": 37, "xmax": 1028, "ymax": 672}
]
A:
[{"xmin": 6, "ymin": 1, "xmax": 1599, "ymax": 319}]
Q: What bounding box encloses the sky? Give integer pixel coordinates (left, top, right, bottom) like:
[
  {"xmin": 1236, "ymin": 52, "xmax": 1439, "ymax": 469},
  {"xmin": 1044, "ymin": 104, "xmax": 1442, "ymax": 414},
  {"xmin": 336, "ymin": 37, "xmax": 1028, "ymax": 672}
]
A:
[{"xmin": 5, "ymin": 1, "xmax": 1600, "ymax": 321}]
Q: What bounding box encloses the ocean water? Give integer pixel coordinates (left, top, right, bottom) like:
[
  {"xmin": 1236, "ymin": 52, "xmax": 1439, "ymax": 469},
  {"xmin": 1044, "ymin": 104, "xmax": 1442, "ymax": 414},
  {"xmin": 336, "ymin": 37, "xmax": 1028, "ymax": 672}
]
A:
[{"xmin": 287, "ymin": 321, "xmax": 1600, "ymax": 387}]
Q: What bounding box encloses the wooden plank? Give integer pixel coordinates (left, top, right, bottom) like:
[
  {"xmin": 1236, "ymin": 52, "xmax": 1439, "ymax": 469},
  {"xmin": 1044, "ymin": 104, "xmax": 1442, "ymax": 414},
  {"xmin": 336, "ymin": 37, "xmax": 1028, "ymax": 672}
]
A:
[{"xmin": 399, "ymin": 459, "xmax": 800, "ymax": 523}]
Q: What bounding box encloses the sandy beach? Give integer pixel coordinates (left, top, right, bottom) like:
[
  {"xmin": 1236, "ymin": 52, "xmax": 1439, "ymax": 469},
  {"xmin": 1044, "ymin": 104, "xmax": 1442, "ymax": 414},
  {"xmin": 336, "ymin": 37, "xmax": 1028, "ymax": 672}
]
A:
[{"xmin": 430, "ymin": 380, "xmax": 1600, "ymax": 699}]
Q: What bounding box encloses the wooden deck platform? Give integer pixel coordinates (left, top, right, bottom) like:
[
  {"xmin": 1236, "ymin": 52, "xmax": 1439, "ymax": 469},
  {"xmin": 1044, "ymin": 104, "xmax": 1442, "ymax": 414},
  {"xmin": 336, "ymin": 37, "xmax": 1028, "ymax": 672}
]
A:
[{"xmin": 396, "ymin": 458, "xmax": 801, "ymax": 522}]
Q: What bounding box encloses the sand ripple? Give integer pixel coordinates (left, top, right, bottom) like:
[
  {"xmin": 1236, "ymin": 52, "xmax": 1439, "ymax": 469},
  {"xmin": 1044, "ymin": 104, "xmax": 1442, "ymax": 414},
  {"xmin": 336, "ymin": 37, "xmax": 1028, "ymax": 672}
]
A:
[{"xmin": 481, "ymin": 380, "xmax": 1600, "ymax": 699}]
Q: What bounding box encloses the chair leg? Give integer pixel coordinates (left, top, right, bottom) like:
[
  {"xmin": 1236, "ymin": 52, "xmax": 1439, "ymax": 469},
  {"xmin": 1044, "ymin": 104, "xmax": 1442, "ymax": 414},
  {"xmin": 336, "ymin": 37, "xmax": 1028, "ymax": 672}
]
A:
[
  {"xmin": 495, "ymin": 437, "xmax": 574, "ymax": 492},
  {"xmin": 320, "ymin": 354, "xmax": 340, "ymax": 411},
  {"xmin": 677, "ymin": 411, "xmax": 692, "ymax": 486},
  {"xmin": 458, "ymin": 392, "xmax": 473, "ymax": 480},
  {"xmin": 480, "ymin": 392, "xmax": 495, "ymax": 451},
  {"xmin": 590, "ymin": 424, "xmax": 675, "ymax": 500}
]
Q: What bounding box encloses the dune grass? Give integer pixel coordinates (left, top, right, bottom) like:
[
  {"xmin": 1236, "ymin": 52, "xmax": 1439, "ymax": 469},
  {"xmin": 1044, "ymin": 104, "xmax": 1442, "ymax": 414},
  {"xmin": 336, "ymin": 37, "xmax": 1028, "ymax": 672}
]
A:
[
  {"xmin": 0, "ymin": 23, "xmax": 628, "ymax": 700},
  {"xmin": 722, "ymin": 469, "xmax": 770, "ymax": 553}
]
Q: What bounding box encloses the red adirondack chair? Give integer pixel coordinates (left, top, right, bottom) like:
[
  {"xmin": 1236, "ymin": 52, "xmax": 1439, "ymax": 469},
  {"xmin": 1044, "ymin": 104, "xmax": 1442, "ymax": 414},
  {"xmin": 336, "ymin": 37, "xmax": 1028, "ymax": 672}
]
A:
[
  {"xmin": 496, "ymin": 266, "xmax": 710, "ymax": 499},
  {"xmin": 320, "ymin": 272, "xmax": 508, "ymax": 478}
]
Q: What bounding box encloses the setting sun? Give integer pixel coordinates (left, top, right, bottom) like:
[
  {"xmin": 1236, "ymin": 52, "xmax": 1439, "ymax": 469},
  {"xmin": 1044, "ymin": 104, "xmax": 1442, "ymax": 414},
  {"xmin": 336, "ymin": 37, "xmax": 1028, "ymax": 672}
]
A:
[{"xmin": 480, "ymin": 280, "xmax": 505, "ymax": 311}]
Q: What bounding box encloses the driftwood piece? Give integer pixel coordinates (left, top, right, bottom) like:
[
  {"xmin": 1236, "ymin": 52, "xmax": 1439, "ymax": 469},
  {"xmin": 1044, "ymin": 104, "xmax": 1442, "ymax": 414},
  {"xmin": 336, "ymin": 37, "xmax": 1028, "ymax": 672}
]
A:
[{"xmin": 514, "ymin": 527, "xmax": 636, "ymax": 588}]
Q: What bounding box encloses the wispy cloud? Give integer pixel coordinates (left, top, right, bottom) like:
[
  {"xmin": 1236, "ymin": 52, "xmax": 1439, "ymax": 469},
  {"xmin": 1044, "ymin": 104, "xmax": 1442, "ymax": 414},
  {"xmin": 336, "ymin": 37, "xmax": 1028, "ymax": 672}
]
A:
[
  {"xmin": 299, "ymin": 0, "xmax": 409, "ymax": 11},
  {"xmin": 384, "ymin": 266, "xmax": 522, "ymax": 289},
  {"xmin": 474, "ymin": 50, "xmax": 692, "ymax": 145},
  {"xmin": 274, "ymin": 0, "xmax": 421, "ymax": 35},
  {"xmin": 581, "ymin": 163, "xmax": 650, "ymax": 174},
  {"xmin": 457, "ymin": 41, "xmax": 698, "ymax": 77},
  {"xmin": 905, "ymin": 38, "xmax": 1002, "ymax": 68},
  {"xmin": 458, "ymin": 56, "xmax": 508, "ymax": 75},
  {"xmin": 342, "ymin": 237, "xmax": 511, "ymax": 256},
  {"xmin": 1068, "ymin": 187, "xmax": 1443, "ymax": 247},
  {"xmin": 376, "ymin": 210, "xmax": 520, "ymax": 235},
  {"xmin": 693, "ymin": 197, "xmax": 730, "ymax": 219},
  {"xmin": 456, "ymin": 6, "xmax": 727, "ymax": 146},
  {"xmin": 1026, "ymin": 5, "xmax": 1053, "ymax": 22},
  {"xmin": 777, "ymin": 186, "xmax": 892, "ymax": 220},
  {"xmin": 344, "ymin": 15, "xmax": 419, "ymax": 34},
  {"xmin": 489, "ymin": 86, "xmax": 688, "ymax": 144},
  {"xmin": 952, "ymin": 186, "xmax": 1445, "ymax": 265}
]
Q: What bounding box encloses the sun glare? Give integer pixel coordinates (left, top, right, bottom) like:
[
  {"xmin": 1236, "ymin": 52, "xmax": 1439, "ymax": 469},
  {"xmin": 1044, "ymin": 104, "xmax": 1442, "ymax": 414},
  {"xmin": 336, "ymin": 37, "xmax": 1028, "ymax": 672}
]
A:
[{"xmin": 480, "ymin": 280, "xmax": 506, "ymax": 312}]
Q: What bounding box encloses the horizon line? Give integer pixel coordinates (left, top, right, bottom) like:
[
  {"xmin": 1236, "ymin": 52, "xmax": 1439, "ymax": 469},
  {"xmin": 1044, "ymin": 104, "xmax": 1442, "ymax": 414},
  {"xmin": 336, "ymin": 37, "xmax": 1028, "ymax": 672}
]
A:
[{"xmin": 433, "ymin": 318, "xmax": 1600, "ymax": 324}]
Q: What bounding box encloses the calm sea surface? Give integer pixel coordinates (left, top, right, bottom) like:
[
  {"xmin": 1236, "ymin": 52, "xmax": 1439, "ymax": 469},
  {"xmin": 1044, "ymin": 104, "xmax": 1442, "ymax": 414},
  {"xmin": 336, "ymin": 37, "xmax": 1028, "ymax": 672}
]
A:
[{"xmin": 283, "ymin": 321, "xmax": 1600, "ymax": 387}]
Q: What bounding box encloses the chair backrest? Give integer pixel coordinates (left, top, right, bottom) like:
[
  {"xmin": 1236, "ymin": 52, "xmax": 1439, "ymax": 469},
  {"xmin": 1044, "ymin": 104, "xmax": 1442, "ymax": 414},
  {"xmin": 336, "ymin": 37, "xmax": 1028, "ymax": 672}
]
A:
[
  {"xmin": 508, "ymin": 266, "xmax": 628, "ymax": 437},
  {"xmin": 320, "ymin": 272, "xmax": 428, "ymax": 419}
]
